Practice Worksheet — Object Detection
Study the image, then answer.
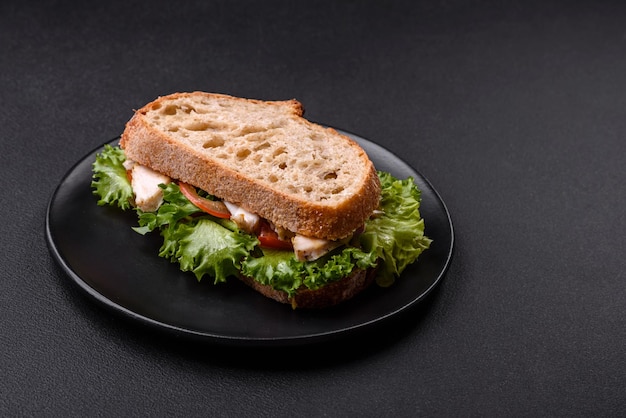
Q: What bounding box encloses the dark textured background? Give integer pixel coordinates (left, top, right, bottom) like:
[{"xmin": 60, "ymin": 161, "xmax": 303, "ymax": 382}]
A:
[{"xmin": 2, "ymin": 0, "xmax": 625, "ymax": 416}]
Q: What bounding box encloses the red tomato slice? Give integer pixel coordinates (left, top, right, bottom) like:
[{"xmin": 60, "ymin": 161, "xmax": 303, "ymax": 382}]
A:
[
  {"xmin": 178, "ymin": 182, "xmax": 231, "ymax": 219},
  {"xmin": 258, "ymin": 221, "xmax": 293, "ymax": 250}
]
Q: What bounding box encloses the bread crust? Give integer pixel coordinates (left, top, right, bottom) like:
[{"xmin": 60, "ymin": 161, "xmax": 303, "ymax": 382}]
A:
[
  {"xmin": 238, "ymin": 267, "xmax": 377, "ymax": 309},
  {"xmin": 120, "ymin": 92, "xmax": 381, "ymax": 240}
]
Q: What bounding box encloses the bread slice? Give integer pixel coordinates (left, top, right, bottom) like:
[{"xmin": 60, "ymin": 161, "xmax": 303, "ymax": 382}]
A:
[
  {"xmin": 238, "ymin": 267, "xmax": 377, "ymax": 309},
  {"xmin": 120, "ymin": 92, "xmax": 381, "ymax": 240}
]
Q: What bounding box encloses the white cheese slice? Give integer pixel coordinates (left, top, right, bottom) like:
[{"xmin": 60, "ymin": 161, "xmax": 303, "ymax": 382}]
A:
[
  {"xmin": 223, "ymin": 201, "xmax": 260, "ymax": 234},
  {"xmin": 131, "ymin": 164, "xmax": 171, "ymax": 212}
]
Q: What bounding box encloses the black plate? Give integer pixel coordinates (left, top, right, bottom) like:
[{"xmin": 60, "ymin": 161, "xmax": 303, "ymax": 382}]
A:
[{"xmin": 46, "ymin": 129, "xmax": 454, "ymax": 347}]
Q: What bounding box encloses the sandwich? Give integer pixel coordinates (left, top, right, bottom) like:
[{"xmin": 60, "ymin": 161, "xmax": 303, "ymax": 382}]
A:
[{"xmin": 91, "ymin": 92, "xmax": 431, "ymax": 308}]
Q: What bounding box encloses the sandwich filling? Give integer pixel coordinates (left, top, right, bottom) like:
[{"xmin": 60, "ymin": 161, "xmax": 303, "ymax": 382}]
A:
[{"xmin": 92, "ymin": 144, "xmax": 431, "ymax": 296}]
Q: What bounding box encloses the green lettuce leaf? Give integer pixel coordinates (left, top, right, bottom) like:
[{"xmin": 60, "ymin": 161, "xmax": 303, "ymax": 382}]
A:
[
  {"xmin": 91, "ymin": 144, "xmax": 133, "ymax": 210},
  {"xmin": 240, "ymin": 249, "xmax": 304, "ymax": 295},
  {"xmin": 241, "ymin": 245, "xmax": 378, "ymax": 297},
  {"xmin": 364, "ymin": 171, "xmax": 432, "ymax": 286},
  {"xmin": 160, "ymin": 218, "xmax": 258, "ymax": 284}
]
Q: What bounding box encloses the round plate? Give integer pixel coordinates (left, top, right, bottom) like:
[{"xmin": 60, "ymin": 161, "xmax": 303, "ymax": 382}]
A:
[{"xmin": 46, "ymin": 129, "xmax": 454, "ymax": 347}]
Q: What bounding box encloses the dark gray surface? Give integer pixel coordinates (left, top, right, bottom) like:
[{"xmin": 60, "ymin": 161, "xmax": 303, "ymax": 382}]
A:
[{"xmin": 2, "ymin": 0, "xmax": 625, "ymax": 416}]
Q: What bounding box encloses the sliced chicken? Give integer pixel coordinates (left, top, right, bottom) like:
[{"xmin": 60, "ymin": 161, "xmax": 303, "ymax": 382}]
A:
[
  {"xmin": 223, "ymin": 201, "xmax": 261, "ymax": 234},
  {"xmin": 130, "ymin": 164, "xmax": 171, "ymax": 212},
  {"xmin": 292, "ymin": 235, "xmax": 347, "ymax": 262}
]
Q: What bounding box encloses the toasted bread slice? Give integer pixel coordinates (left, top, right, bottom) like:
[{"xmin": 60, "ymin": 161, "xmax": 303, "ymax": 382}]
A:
[
  {"xmin": 239, "ymin": 267, "xmax": 377, "ymax": 309},
  {"xmin": 120, "ymin": 92, "xmax": 381, "ymax": 240}
]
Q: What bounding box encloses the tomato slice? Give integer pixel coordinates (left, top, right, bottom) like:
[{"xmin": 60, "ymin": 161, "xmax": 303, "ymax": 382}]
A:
[
  {"xmin": 258, "ymin": 221, "xmax": 293, "ymax": 250},
  {"xmin": 178, "ymin": 182, "xmax": 231, "ymax": 219}
]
